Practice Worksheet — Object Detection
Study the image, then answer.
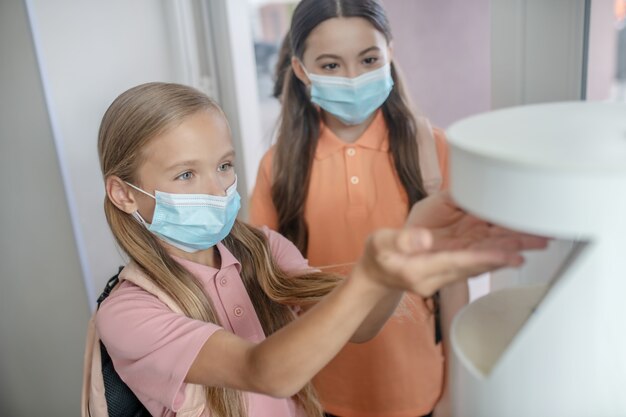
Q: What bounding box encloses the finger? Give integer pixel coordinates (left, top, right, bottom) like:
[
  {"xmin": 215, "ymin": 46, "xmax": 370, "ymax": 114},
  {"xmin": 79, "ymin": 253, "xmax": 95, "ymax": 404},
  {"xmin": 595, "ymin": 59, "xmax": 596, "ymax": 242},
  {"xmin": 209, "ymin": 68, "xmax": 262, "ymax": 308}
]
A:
[
  {"xmin": 409, "ymin": 251, "xmax": 524, "ymax": 296},
  {"xmin": 467, "ymin": 236, "xmax": 535, "ymax": 251},
  {"xmin": 397, "ymin": 228, "xmax": 433, "ymax": 254},
  {"xmin": 487, "ymin": 226, "xmax": 550, "ymax": 246},
  {"xmin": 370, "ymin": 227, "xmax": 433, "ymax": 255},
  {"xmin": 480, "ymin": 232, "xmax": 549, "ymax": 251},
  {"xmin": 383, "ymin": 249, "xmax": 522, "ymax": 288},
  {"xmin": 418, "ymin": 263, "xmax": 500, "ymax": 296},
  {"xmin": 514, "ymin": 235, "xmax": 549, "ymax": 250},
  {"xmin": 416, "ymin": 269, "xmax": 465, "ymax": 297}
]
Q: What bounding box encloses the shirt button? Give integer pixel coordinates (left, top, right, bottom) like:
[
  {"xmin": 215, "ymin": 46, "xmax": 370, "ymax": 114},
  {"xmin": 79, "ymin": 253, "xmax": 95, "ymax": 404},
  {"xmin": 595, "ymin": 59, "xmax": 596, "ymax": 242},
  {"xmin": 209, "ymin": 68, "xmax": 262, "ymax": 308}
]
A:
[
  {"xmin": 233, "ymin": 306, "xmax": 244, "ymax": 317},
  {"xmin": 350, "ymin": 176, "xmax": 359, "ymax": 185},
  {"xmin": 346, "ymin": 148, "xmax": 356, "ymax": 156},
  {"xmin": 219, "ymin": 277, "xmax": 228, "ymax": 286}
]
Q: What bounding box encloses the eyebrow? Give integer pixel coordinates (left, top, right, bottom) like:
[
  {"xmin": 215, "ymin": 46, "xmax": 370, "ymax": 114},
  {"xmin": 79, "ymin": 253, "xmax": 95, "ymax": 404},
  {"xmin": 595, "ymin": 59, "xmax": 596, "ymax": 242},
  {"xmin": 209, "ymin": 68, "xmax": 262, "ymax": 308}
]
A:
[
  {"xmin": 164, "ymin": 160, "xmax": 200, "ymax": 172},
  {"xmin": 220, "ymin": 149, "xmax": 236, "ymax": 160},
  {"xmin": 164, "ymin": 150, "xmax": 236, "ymax": 172},
  {"xmin": 314, "ymin": 46, "xmax": 381, "ymax": 62},
  {"xmin": 315, "ymin": 53, "xmax": 342, "ymax": 62},
  {"xmin": 358, "ymin": 46, "xmax": 381, "ymax": 56}
]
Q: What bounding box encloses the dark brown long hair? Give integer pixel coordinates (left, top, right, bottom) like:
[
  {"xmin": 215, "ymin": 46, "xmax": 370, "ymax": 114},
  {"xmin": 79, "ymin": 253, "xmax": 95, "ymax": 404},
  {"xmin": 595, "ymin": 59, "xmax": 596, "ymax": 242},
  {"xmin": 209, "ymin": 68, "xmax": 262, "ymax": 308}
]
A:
[
  {"xmin": 273, "ymin": 0, "xmax": 427, "ymax": 254},
  {"xmin": 99, "ymin": 82, "xmax": 339, "ymax": 416}
]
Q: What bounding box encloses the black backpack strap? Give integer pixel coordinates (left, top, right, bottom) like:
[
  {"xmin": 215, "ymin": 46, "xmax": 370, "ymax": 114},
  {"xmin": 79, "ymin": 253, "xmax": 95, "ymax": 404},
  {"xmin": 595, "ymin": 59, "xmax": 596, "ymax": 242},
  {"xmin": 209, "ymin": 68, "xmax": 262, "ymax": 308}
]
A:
[
  {"xmin": 433, "ymin": 291, "xmax": 442, "ymax": 344},
  {"xmin": 97, "ymin": 266, "xmax": 124, "ymax": 308},
  {"xmin": 97, "ymin": 267, "xmax": 151, "ymax": 417},
  {"xmin": 100, "ymin": 341, "xmax": 151, "ymax": 417}
]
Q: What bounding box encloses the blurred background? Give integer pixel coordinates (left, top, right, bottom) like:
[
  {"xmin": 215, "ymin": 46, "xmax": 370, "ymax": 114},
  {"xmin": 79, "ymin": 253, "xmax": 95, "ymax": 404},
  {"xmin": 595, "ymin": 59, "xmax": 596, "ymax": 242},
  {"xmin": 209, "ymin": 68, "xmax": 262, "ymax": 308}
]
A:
[{"xmin": 1, "ymin": 0, "xmax": 624, "ymax": 415}]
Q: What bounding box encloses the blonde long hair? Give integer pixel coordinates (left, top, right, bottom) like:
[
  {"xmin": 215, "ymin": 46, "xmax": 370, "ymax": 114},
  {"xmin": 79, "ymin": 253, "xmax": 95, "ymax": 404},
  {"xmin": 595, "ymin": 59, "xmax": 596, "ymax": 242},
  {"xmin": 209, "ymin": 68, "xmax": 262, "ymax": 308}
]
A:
[{"xmin": 98, "ymin": 82, "xmax": 339, "ymax": 417}]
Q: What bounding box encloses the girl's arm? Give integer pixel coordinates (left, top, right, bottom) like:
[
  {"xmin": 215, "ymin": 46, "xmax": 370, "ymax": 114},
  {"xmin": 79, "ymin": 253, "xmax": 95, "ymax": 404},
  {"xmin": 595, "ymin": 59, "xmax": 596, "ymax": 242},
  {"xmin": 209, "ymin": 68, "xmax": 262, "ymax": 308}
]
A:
[
  {"xmin": 186, "ymin": 262, "xmax": 395, "ymax": 397},
  {"xmin": 297, "ymin": 285, "xmax": 404, "ymax": 344},
  {"xmin": 348, "ymin": 288, "xmax": 404, "ymax": 343},
  {"xmin": 186, "ymin": 201, "xmax": 545, "ymax": 398},
  {"xmin": 267, "ymin": 226, "xmax": 404, "ymax": 344}
]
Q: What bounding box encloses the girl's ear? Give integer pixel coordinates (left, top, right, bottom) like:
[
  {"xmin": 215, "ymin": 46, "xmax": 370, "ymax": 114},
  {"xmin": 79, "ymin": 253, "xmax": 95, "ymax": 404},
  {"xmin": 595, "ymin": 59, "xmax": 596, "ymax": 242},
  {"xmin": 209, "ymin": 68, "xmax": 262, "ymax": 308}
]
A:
[
  {"xmin": 291, "ymin": 57, "xmax": 310, "ymax": 86},
  {"xmin": 387, "ymin": 41, "xmax": 394, "ymax": 63},
  {"xmin": 106, "ymin": 176, "xmax": 139, "ymax": 214}
]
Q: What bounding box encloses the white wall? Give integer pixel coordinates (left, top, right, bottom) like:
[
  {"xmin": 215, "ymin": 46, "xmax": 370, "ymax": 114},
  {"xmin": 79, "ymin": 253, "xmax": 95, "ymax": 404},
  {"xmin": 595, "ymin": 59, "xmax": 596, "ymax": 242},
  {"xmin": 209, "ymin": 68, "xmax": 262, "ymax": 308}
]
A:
[
  {"xmin": 491, "ymin": 0, "xmax": 586, "ymax": 108},
  {"xmin": 27, "ymin": 0, "xmax": 179, "ymax": 309},
  {"xmin": 26, "ymin": 0, "xmax": 263, "ymax": 309},
  {"xmin": 0, "ymin": 2, "xmax": 90, "ymax": 415}
]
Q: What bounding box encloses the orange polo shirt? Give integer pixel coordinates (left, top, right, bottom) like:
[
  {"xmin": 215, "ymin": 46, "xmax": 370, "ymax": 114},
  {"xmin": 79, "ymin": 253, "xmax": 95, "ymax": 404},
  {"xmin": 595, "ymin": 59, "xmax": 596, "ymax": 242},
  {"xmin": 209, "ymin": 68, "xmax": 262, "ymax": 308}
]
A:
[{"xmin": 249, "ymin": 111, "xmax": 449, "ymax": 417}]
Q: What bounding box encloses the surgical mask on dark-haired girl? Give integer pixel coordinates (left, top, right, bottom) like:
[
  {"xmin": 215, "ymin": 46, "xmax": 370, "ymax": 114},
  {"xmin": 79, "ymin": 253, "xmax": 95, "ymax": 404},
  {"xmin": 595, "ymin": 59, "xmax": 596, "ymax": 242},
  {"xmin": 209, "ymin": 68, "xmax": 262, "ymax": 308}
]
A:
[
  {"xmin": 304, "ymin": 63, "xmax": 394, "ymax": 125},
  {"xmin": 126, "ymin": 177, "xmax": 240, "ymax": 252}
]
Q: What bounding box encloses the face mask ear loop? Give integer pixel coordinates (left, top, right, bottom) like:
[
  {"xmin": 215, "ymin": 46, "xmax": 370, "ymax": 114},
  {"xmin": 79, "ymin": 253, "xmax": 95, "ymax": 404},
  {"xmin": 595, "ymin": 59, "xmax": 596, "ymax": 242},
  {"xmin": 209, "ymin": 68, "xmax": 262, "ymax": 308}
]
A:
[
  {"xmin": 124, "ymin": 181, "xmax": 156, "ymax": 226},
  {"xmin": 124, "ymin": 181, "xmax": 156, "ymax": 200},
  {"xmin": 297, "ymin": 59, "xmax": 315, "ymax": 88},
  {"xmin": 131, "ymin": 211, "xmax": 149, "ymax": 226},
  {"xmin": 297, "ymin": 59, "xmax": 309, "ymax": 77},
  {"xmin": 226, "ymin": 175, "xmax": 238, "ymax": 196},
  {"xmin": 296, "ymin": 61, "xmax": 318, "ymax": 101}
]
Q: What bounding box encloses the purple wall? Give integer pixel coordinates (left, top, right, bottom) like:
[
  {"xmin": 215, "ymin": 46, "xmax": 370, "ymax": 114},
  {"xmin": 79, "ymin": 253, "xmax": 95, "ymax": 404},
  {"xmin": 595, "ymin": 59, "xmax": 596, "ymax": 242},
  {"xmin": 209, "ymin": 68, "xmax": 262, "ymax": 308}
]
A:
[{"xmin": 384, "ymin": 0, "xmax": 491, "ymax": 128}]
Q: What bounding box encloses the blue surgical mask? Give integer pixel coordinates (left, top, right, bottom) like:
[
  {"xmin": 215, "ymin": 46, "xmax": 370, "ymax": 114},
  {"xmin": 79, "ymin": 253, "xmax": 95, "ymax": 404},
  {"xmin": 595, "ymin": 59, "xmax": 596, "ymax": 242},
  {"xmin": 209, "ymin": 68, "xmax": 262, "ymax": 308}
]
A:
[
  {"xmin": 304, "ymin": 63, "xmax": 394, "ymax": 125},
  {"xmin": 126, "ymin": 177, "xmax": 240, "ymax": 253}
]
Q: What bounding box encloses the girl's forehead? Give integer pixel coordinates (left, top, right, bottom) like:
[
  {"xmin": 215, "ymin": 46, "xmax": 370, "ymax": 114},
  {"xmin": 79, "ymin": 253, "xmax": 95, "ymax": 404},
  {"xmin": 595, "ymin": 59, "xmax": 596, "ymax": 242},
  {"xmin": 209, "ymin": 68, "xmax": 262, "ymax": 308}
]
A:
[
  {"xmin": 304, "ymin": 17, "xmax": 387, "ymax": 56},
  {"xmin": 139, "ymin": 110, "xmax": 232, "ymax": 163}
]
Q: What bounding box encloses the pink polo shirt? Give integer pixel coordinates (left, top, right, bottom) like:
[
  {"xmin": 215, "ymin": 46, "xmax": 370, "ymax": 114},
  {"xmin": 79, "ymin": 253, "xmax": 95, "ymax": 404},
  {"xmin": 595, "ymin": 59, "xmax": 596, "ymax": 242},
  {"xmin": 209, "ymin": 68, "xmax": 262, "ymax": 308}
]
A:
[{"xmin": 96, "ymin": 227, "xmax": 310, "ymax": 417}]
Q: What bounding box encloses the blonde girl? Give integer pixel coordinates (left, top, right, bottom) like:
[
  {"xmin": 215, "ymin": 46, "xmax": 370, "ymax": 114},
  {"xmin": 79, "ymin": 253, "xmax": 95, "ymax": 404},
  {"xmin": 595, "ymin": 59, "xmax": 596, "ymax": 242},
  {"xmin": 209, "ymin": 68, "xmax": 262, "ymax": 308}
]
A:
[{"xmin": 95, "ymin": 82, "xmax": 543, "ymax": 417}]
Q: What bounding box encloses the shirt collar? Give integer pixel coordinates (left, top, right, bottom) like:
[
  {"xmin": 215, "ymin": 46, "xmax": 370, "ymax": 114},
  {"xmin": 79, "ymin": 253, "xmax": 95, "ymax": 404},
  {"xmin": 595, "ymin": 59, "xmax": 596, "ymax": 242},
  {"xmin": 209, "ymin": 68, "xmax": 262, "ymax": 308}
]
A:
[
  {"xmin": 172, "ymin": 242, "xmax": 242, "ymax": 278},
  {"xmin": 315, "ymin": 110, "xmax": 389, "ymax": 160}
]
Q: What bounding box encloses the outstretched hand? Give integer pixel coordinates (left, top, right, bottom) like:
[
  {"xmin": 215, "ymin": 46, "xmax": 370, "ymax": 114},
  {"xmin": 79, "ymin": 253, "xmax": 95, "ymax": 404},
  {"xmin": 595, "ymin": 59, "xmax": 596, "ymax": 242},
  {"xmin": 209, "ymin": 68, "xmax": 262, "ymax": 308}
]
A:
[
  {"xmin": 357, "ymin": 192, "xmax": 548, "ymax": 297},
  {"xmin": 406, "ymin": 191, "xmax": 547, "ymax": 255}
]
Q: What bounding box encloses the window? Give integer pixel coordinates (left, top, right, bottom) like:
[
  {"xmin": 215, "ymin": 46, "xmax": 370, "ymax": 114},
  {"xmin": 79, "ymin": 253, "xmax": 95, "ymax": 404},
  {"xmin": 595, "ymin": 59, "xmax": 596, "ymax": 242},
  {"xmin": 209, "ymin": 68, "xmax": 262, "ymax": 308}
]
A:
[
  {"xmin": 586, "ymin": 0, "xmax": 626, "ymax": 101},
  {"xmin": 248, "ymin": 0, "xmax": 298, "ymax": 144}
]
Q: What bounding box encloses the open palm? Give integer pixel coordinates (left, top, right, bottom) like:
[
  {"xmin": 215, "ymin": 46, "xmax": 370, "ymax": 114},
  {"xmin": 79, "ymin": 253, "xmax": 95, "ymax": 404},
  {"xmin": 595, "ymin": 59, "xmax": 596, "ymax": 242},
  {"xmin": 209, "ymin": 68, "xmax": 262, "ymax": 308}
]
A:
[{"xmin": 406, "ymin": 191, "xmax": 547, "ymax": 254}]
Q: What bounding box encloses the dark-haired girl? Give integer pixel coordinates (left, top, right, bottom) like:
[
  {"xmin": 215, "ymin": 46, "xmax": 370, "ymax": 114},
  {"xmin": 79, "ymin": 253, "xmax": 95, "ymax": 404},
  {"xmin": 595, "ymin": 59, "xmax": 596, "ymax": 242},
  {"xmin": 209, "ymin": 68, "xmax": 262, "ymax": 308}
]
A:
[{"xmin": 250, "ymin": 1, "xmax": 468, "ymax": 416}]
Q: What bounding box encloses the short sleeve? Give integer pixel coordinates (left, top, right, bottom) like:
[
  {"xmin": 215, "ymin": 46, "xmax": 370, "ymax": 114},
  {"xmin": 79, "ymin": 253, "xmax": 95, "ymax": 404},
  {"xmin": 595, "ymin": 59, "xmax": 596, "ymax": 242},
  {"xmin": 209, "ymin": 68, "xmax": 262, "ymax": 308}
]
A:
[
  {"xmin": 96, "ymin": 281, "xmax": 222, "ymax": 413},
  {"xmin": 249, "ymin": 148, "xmax": 279, "ymax": 230},
  {"xmin": 261, "ymin": 226, "xmax": 318, "ymax": 276}
]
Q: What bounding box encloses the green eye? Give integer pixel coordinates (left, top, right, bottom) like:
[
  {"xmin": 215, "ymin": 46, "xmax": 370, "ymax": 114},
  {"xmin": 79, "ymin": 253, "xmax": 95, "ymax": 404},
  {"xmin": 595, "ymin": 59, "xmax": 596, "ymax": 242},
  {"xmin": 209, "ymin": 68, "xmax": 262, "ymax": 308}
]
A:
[{"xmin": 218, "ymin": 163, "xmax": 233, "ymax": 172}]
